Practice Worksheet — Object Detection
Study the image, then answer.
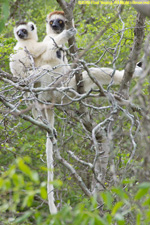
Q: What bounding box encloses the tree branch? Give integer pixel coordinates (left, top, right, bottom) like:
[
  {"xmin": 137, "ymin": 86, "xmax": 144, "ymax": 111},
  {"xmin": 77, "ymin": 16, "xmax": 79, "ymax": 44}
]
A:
[
  {"xmin": 119, "ymin": 12, "xmax": 145, "ymax": 98},
  {"xmin": 54, "ymin": 145, "xmax": 92, "ymax": 197},
  {"xmin": 0, "ymin": 96, "xmax": 53, "ymax": 136}
]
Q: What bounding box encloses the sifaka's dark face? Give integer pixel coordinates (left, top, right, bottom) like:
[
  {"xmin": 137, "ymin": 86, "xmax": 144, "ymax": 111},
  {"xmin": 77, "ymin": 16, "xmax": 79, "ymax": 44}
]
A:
[
  {"xmin": 14, "ymin": 22, "xmax": 38, "ymax": 41},
  {"xmin": 49, "ymin": 18, "xmax": 65, "ymax": 34},
  {"xmin": 15, "ymin": 22, "xmax": 35, "ymax": 39},
  {"xmin": 17, "ymin": 28, "xmax": 28, "ymax": 39}
]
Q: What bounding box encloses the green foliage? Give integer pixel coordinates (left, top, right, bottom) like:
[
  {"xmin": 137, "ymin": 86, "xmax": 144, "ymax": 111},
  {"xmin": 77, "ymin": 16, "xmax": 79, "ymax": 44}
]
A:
[
  {"xmin": 0, "ymin": 35, "xmax": 15, "ymax": 71},
  {"xmin": 0, "ymin": 0, "xmax": 10, "ymax": 32},
  {"xmin": 0, "ymin": 157, "xmax": 46, "ymax": 223},
  {"xmin": 0, "ymin": 0, "xmax": 150, "ymax": 224},
  {"xmin": 1, "ymin": 164, "xmax": 150, "ymax": 225}
]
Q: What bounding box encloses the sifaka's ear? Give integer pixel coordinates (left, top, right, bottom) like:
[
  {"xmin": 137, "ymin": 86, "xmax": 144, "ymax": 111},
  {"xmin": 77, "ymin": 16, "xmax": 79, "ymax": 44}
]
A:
[
  {"xmin": 136, "ymin": 61, "xmax": 143, "ymax": 68},
  {"xmin": 28, "ymin": 22, "xmax": 37, "ymax": 31}
]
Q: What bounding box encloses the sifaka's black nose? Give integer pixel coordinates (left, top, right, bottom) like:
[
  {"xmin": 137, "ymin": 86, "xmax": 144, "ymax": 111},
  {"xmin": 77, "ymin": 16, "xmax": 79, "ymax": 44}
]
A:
[
  {"xmin": 17, "ymin": 29, "xmax": 28, "ymax": 38},
  {"xmin": 52, "ymin": 24, "xmax": 58, "ymax": 28},
  {"xmin": 51, "ymin": 20, "xmax": 59, "ymax": 29}
]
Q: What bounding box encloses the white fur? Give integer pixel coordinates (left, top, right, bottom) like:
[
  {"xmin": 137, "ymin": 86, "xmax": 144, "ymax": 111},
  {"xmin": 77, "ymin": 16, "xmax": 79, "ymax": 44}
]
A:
[
  {"xmin": 81, "ymin": 66, "xmax": 142, "ymax": 92},
  {"xmin": 46, "ymin": 134, "xmax": 57, "ymax": 214},
  {"xmin": 36, "ymin": 28, "xmax": 75, "ymax": 73},
  {"xmin": 10, "ymin": 22, "xmax": 48, "ymax": 78}
]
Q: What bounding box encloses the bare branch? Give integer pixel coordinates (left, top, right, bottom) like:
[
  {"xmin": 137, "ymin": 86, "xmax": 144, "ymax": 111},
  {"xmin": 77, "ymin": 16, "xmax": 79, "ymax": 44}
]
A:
[
  {"xmin": 54, "ymin": 145, "xmax": 92, "ymax": 197},
  {"xmin": 67, "ymin": 150, "xmax": 93, "ymax": 168},
  {"xmin": 0, "ymin": 96, "xmax": 53, "ymax": 136},
  {"xmin": 119, "ymin": 12, "xmax": 145, "ymax": 98},
  {"xmin": 80, "ymin": 60, "xmax": 106, "ymax": 96}
]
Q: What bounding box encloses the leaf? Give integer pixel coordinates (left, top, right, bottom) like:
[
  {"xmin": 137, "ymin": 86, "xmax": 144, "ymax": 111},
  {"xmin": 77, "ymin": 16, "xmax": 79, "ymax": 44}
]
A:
[
  {"xmin": 0, "ymin": 178, "xmax": 4, "ymax": 188},
  {"xmin": 138, "ymin": 182, "xmax": 150, "ymax": 189},
  {"xmin": 31, "ymin": 171, "xmax": 39, "ymax": 183},
  {"xmin": 135, "ymin": 182, "xmax": 150, "ymax": 200},
  {"xmin": 111, "ymin": 187, "xmax": 129, "ymax": 200},
  {"xmin": 17, "ymin": 158, "xmax": 39, "ymax": 183},
  {"xmin": 101, "ymin": 191, "xmax": 113, "ymax": 210},
  {"xmin": 40, "ymin": 186, "xmax": 47, "ymax": 199},
  {"xmin": 111, "ymin": 201, "xmax": 123, "ymax": 216},
  {"xmin": 135, "ymin": 189, "xmax": 148, "ymax": 200},
  {"xmin": 14, "ymin": 211, "xmax": 33, "ymax": 223},
  {"xmin": 142, "ymin": 196, "xmax": 150, "ymax": 206},
  {"xmin": 22, "ymin": 191, "xmax": 35, "ymax": 208},
  {"xmin": 136, "ymin": 213, "xmax": 141, "ymax": 225}
]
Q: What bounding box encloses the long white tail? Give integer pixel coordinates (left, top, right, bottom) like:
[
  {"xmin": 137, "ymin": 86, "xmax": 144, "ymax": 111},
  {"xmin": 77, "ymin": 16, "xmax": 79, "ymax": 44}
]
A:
[
  {"xmin": 46, "ymin": 133, "xmax": 57, "ymax": 214},
  {"xmin": 45, "ymin": 107, "xmax": 57, "ymax": 214},
  {"xmin": 33, "ymin": 102, "xmax": 57, "ymax": 214},
  {"xmin": 81, "ymin": 66, "xmax": 142, "ymax": 92}
]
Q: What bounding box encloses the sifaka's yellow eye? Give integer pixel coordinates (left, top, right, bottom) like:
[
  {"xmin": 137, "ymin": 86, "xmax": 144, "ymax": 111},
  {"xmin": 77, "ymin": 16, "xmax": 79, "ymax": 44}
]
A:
[
  {"xmin": 59, "ymin": 20, "xmax": 63, "ymax": 24},
  {"xmin": 50, "ymin": 21, "xmax": 53, "ymax": 25}
]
